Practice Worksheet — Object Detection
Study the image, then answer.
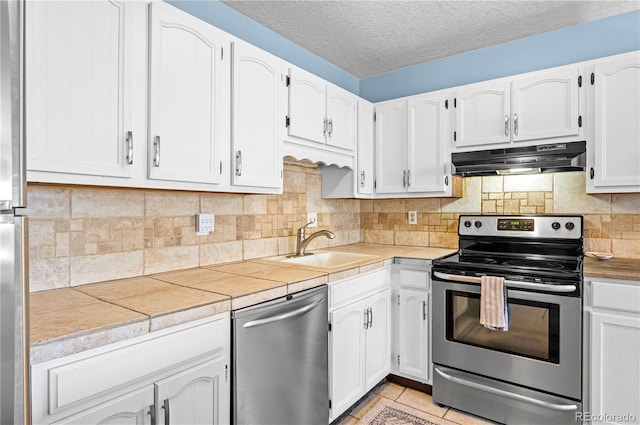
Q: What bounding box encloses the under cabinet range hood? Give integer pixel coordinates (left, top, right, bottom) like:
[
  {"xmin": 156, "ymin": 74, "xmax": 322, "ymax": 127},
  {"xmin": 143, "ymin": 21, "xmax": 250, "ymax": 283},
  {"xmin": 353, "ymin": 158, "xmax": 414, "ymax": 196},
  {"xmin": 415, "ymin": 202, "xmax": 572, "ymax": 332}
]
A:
[{"xmin": 452, "ymin": 141, "xmax": 586, "ymax": 177}]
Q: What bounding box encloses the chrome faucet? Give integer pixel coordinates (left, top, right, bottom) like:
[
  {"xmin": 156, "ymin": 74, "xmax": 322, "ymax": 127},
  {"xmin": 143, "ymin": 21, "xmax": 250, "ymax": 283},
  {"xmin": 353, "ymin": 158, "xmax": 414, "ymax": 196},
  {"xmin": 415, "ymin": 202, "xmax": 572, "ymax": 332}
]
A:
[{"xmin": 292, "ymin": 222, "xmax": 335, "ymax": 257}]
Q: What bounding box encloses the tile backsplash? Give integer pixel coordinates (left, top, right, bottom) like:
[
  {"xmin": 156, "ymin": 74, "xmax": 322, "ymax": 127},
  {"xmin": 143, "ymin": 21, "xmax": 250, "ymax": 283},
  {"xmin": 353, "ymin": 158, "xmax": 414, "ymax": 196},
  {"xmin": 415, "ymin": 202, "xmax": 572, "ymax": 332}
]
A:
[
  {"xmin": 27, "ymin": 160, "xmax": 361, "ymax": 292},
  {"xmin": 28, "ymin": 164, "xmax": 640, "ymax": 292}
]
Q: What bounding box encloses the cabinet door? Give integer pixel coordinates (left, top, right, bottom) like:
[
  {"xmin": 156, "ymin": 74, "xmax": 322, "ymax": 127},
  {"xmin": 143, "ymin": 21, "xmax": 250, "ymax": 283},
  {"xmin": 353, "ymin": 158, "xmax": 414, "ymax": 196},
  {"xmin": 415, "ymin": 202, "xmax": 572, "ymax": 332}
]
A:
[
  {"xmin": 148, "ymin": 2, "xmax": 229, "ymax": 185},
  {"xmin": 398, "ymin": 288, "xmax": 428, "ymax": 381},
  {"xmin": 590, "ymin": 312, "xmax": 640, "ymax": 424},
  {"xmin": 365, "ymin": 289, "xmax": 391, "ymax": 390},
  {"xmin": 511, "ymin": 68, "xmax": 580, "ymax": 142},
  {"xmin": 26, "ymin": 0, "xmax": 134, "ymax": 178},
  {"xmin": 231, "ymin": 41, "xmax": 284, "ymax": 189},
  {"xmin": 357, "ymin": 101, "xmax": 375, "ymax": 195},
  {"xmin": 375, "ymin": 100, "xmax": 408, "ymax": 194},
  {"xmin": 155, "ymin": 357, "xmax": 230, "ymax": 425},
  {"xmin": 326, "ymin": 85, "xmax": 357, "ymax": 151},
  {"xmin": 53, "ymin": 386, "xmax": 153, "ymax": 425},
  {"xmin": 408, "ymin": 93, "xmax": 450, "ymax": 194},
  {"xmin": 287, "ymin": 67, "xmax": 326, "ymax": 144},
  {"xmin": 454, "ymin": 81, "xmax": 510, "ymax": 148},
  {"xmin": 590, "ymin": 56, "xmax": 640, "ymax": 192},
  {"xmin": 329, "ymin": 299, "xmax": 367, "ymax": 420}
]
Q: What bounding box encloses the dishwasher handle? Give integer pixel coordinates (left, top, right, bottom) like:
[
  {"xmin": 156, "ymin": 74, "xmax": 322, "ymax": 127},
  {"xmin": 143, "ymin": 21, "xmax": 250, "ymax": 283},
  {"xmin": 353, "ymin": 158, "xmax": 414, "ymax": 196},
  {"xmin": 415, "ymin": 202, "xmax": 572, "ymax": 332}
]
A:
[{"xmin": 243, "ymin": 298, "xmax": 323, "ymax": 329}]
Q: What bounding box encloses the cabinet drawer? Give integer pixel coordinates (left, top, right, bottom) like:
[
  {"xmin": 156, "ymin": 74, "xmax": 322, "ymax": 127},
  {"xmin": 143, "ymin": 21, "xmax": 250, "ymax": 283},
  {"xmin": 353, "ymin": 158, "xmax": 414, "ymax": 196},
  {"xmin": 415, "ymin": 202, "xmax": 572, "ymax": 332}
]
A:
[
  {"xmin": 591, "ymin": 280, "xmax": 640, "ymax": 314},
  {"xmin": 32, "ymin": 314, "xmax": 229, "ymax": 422},
  {"xmin": 396, "ymin": 268, "xmax": 431, "ymax": 290},
  {"xmin": 329, "ymin": 268, "xmax": 390, "ymax": 309}
]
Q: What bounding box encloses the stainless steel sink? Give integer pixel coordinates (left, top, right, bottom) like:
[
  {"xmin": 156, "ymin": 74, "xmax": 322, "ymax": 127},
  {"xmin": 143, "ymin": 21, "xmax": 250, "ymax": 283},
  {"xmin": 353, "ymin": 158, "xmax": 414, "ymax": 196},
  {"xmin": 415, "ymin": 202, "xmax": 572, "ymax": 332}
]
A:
[{"xmin": 275, "ymin": 251, "xmax": 376, "ymax": 268}]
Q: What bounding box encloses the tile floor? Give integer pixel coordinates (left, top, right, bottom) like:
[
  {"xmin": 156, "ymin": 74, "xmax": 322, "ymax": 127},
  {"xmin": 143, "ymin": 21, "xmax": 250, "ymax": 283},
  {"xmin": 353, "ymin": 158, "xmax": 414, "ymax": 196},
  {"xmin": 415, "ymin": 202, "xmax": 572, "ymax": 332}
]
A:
[{"xmin": 335, "ymin": 381, "xmax": 495, "ymax": 425}]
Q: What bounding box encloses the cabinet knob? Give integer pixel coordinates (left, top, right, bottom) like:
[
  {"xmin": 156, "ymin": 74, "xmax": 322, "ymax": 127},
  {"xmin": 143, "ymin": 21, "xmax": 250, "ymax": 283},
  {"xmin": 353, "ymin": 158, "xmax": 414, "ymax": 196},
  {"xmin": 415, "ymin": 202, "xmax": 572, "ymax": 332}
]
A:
[{"xmin": 590, "ymin": 167, "xmax": 595, "ymax": 180}]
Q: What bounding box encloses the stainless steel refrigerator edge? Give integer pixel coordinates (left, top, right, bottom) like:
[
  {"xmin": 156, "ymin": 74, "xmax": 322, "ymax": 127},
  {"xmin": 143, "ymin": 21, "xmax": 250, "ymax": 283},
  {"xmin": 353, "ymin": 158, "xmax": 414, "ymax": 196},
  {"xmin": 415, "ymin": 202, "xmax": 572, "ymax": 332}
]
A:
[
  {"xmin": 0, "ymin": 0, "xmax": 29, "ymax": 423},
  {"xmin": 232, "ymin": 285, "xmax": 329, "ymax": 425}
]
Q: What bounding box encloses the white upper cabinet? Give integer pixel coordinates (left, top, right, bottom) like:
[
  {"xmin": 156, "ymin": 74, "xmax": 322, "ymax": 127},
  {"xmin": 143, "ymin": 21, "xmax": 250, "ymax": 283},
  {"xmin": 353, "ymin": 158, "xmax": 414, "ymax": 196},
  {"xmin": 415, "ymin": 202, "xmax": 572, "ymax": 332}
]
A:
[
  {"xmin": 587, "ymin": 51, "xmax": 640, "ymax": 193},
  {"xmin": 285, "ymin": 67, "xmax": 358, "ymax": 164},
  {"xmin": 148, "ymin": 1, "xmax": 230, "ymax": 186},
  {"xmin": 326, "ymin": 85, "xmax": 358, "ymax": 151},
  {"xmin": 231, "ymin": 40, "xmax": 285, "ymax": 191},
  {"xmin": 453, "ymin": 67, "xmax": 583, "ymax": 150},
  {"xmin": 357, "ymin": 100, "xmax": 375, "ymax": 195},
  {"xmin": 26, "ymin": 0, "xmax": 137, "ymax": 180},
  {"xmin": 408, "ymin": 92, "xmax": 452, "ymax": 194},
  {"xmin": 287, "ymin": 67, "xmax": 326, "ymax": 145},
  {"xmin": 454, "ymin": 81, "xmax": 511, "ymax": 148},
  {"xmin": 511, "ymin": 68, "xmax": 580, "ymax": 142},
  {"xmin": 375, "ymin": 99, "xmax": 408, "ymax": 194},
  {"xmin": 375, "ymin": 93, "xmax": 457, "ymax": 197}
]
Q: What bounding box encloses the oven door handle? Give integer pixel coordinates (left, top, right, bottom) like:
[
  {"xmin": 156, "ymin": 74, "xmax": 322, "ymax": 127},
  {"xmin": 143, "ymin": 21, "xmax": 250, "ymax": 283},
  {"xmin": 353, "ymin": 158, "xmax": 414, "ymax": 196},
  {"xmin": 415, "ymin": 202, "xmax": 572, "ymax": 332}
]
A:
[
  {"xmin": 433, "ymin": 271, "xmax": 577, "ymax": 293},
  {"xmin": 434, "ymin": 367, "xmax": 579, "ymax": 412}
]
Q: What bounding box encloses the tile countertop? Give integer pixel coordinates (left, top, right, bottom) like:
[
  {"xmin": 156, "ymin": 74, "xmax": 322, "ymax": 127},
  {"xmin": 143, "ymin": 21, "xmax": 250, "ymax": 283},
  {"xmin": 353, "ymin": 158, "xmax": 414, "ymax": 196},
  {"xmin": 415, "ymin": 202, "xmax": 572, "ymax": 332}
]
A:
[
  {"xmin": 29, "ymin": 243, "xmax": 456, "ymax": 364},
  {"xmin": 584, "ymin": 256, "xmax": 640, "ymax": 281}
]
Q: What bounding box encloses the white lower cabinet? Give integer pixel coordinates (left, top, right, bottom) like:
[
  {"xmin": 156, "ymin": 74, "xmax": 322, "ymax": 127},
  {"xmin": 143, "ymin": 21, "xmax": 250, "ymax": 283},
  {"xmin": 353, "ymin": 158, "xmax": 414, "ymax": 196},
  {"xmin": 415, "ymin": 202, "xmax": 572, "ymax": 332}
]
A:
[
  {"xmin": 328, "ymin": 267, "xmax": 391, "ymax": 421},
  {"xmin": 390, "ymin": 262, "xmax": 432, "ymax": 384},
  {"xmin": 52, "ymin": 386, "xmax": 153, "ymax": 425},
  {"xmin": 584, "ymin": 278, "xmax": 640, "ymax": 424},
  {"xmin": 32, "ymin": 314, "xmax": 230, "ymax": 425}
]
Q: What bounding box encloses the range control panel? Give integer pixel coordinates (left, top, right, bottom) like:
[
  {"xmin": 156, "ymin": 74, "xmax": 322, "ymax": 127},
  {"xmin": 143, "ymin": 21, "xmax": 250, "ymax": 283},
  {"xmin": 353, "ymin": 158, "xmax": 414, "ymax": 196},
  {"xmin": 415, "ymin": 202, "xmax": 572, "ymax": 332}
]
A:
[
  {"xmin": 497, "ymin": 218, "xmax": 534, "ymax": 232},
  {"xmin": 459, "ymin": 215, "xmax": 582, "ymax": 239}
]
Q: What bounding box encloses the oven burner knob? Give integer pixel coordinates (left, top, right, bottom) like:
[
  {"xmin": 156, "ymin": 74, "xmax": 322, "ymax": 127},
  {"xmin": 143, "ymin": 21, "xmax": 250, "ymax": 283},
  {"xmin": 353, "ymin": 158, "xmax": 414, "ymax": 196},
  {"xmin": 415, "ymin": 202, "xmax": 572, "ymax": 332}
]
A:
[
  {"xmin": 474, "ymin": 221, "xmax": 482, "ymax": 228},
  {"xmin": 464, "ymin": 220, "xmax": 472, "ymax": 228},
  {"xmin": 565, "ymin": 222, "xmax": 575, "ymax": 230},
  {"xmin": 552, "ymin": 221, "xmax": 561, "ymax": 230}
]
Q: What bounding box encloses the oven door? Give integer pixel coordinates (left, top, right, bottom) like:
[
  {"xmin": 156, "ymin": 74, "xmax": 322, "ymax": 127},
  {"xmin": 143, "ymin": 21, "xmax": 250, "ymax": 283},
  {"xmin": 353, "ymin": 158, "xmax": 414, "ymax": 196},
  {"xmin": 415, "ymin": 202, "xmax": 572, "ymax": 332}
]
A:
[{"xmin": 432, "ymin": 272, "xmax": 582, "ymax": 401}]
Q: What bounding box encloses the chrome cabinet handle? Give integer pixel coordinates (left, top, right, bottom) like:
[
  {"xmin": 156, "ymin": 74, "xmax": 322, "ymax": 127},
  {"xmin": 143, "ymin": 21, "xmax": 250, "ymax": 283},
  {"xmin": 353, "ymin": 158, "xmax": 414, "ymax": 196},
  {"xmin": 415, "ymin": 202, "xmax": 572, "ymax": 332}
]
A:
[
  {"xmin": 368, "ymin": 307, "xmax": 373, "ymax": 328},
  {"xmin": 329, "ymin": 118, "xmax": 333, "ymax": 136},
  {"xmin": 360, "ymin": 171, "xmax": 365, "ymax": 187},
  {"xmin": 153, "ymin": 136, "xmax": 161, "ymax": 167},
  {"xmin": 513, "ymin": 113, "xmax": 519, "ymax": 136},
  {"xmin": 323, "ymin": 118, "xmax": 329, "ymax": 136},
  {"xmin": 364, "ymin": 309, "xmax": 369, "ymax": 329},
  {"xmin": 406, "ymin": 169, "xmax": 411, "ymax": 187},
  {"xmin": 235, "ymin": 151, "xmax": 242, "ymax": 177},
  {"xmin": 444, "ymin": 175, "xmax": 449, "ymax": 186},
  {"xmin": 402, "ymin": 170, "xmax": 407, "ymax": 187},
  {"xmin": 162, "ymin": 399, "xmax": 170, "ymax": 425},
  {"xmin": 149, "ymin": 404, "xmax": 156, "ymax": 425},
  {"xmin": 126, "ymin": 131, "xmax": 133, "ymax": 165},
  {"xmin": 422, "ymin": 300, "xmax": 427, "ymax": 320},
  {"xmin": 504, "ymin": 115, "xmax": 510, "ymax": 137},
  {"xmin": 590, "ymin": 167, "xmax": 595, "ymax": 179}
]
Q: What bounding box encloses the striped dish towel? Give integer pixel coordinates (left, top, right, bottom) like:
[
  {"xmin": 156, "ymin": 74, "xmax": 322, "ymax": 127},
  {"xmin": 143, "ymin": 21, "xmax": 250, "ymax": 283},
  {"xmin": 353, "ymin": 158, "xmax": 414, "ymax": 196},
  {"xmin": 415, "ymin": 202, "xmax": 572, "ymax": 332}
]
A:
[{"xmin": 479, "ymin": 275, "xmax": 509, "ymax": 331}]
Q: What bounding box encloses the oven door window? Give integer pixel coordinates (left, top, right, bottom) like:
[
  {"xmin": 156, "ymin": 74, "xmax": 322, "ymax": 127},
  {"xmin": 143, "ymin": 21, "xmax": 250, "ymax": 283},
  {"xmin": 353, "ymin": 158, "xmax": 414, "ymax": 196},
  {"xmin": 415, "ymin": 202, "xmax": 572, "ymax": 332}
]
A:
[{"xmin": 445, "ymin": 291, "xmax": 560, "ymax": 363}]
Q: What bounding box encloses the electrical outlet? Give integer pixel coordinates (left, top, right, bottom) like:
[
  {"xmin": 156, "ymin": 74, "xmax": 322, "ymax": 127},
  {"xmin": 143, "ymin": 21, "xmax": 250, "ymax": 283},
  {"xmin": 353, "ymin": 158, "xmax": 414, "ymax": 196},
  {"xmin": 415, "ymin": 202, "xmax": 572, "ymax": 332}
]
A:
[
  {"xmin": 408, "ymin": 211, "xmax": 418, "ymax": 225},
  {"xmin": 196, "ymin": 213, "xmax": 214, "ymax": 235},
  {"xmin": 307, "ymin": 212, "xmax": 318, "ymax": 228}
]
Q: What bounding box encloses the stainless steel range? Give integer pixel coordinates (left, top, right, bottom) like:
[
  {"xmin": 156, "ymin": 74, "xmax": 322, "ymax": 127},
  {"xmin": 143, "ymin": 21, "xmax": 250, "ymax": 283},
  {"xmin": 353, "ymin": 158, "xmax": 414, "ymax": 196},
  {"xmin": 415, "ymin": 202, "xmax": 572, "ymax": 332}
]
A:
[{"xmin": 432, "ymin": 215, "xmax": 584, "ymax": 425}]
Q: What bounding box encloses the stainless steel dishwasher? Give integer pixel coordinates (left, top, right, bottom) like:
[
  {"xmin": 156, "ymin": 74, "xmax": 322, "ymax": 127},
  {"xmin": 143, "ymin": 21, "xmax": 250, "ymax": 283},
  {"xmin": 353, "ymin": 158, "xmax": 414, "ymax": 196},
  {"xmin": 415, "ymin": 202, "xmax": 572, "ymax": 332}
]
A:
[{"xmin": 232, "ymin": 285, "xmax": 328, "ymax": 425}]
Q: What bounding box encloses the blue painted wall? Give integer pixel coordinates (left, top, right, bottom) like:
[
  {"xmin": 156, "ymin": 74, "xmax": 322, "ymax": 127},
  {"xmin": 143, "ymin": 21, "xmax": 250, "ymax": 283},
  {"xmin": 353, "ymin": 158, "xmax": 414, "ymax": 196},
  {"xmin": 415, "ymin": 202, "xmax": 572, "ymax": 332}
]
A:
[
  {"xmin": 360, "ymin": 9, "xmax": 640, "ymax": 102},
  {"xmin": 166, "ymin": 1, "xmax": 640, "ymax": 102}
]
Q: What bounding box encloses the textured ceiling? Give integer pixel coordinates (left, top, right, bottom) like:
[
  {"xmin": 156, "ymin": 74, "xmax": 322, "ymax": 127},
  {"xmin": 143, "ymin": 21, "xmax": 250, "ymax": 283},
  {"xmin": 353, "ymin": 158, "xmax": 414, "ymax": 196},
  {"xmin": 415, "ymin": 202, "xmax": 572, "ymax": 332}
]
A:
[{"xmin": 221, "ymin": 0, "xmax": 640, "ymax": 78}]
